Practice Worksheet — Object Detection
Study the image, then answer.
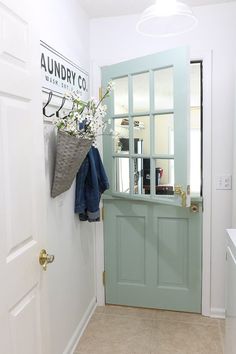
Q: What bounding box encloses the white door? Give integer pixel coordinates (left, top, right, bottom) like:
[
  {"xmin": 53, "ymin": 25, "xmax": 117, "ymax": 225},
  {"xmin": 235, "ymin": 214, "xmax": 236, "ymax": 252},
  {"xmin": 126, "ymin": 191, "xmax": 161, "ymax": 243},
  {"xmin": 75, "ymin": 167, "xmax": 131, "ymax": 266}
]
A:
[{"xmin": 0, "ymin": 0, "xmax": 49, "ymax": 353}]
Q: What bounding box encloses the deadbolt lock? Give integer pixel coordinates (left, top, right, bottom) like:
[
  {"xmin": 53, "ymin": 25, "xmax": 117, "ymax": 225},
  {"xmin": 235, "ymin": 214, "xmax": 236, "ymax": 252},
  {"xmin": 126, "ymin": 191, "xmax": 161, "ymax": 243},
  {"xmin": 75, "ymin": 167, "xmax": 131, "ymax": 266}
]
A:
[
  {"xmin": 190, "ymin": 204, "xmax": 199, "ymax": 213},
  {"xmin": 39, "ymin": 249, "xmax": 55, "ymax": 271}
]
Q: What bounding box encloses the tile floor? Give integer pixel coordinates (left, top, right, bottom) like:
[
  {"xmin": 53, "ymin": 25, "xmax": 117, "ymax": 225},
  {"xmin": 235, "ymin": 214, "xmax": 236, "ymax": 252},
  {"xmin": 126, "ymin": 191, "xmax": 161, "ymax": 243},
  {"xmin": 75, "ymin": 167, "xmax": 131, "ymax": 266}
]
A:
[{"xmin": 74, "ymin": 305, "xmax": 225, "ymax": 354}]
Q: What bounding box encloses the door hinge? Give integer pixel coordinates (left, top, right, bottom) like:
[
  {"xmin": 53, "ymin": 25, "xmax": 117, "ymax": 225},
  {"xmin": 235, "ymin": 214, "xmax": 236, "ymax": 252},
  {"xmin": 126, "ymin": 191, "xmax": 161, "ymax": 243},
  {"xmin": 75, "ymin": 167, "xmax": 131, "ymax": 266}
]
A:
[
  {"xmin": 103, "ymin": 271, "xmax": 106, "ymax": 286},
  {"xmin": 102, "ymin": 206, "xmax": 105, "ymax": 221}
]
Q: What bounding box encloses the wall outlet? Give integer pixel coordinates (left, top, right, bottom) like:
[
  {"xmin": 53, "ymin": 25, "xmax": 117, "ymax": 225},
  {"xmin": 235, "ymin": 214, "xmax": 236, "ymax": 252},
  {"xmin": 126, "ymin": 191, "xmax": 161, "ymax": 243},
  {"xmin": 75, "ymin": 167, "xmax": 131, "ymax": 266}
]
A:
[{"xmin": 216, "ymin": 175, "xmax": 232, "ymax": 190}]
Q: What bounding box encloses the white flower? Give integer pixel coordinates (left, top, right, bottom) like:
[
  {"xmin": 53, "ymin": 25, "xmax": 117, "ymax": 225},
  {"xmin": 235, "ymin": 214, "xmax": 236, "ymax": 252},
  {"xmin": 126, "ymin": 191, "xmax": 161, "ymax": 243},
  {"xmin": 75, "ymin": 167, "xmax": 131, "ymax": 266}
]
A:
[
  {"xmin": 53, "ymin": 81, "xmax": 114, "ymax": 141},
  {"xmin": 107, "ymin": 81, "xmax": 115, "ymax": 91}
]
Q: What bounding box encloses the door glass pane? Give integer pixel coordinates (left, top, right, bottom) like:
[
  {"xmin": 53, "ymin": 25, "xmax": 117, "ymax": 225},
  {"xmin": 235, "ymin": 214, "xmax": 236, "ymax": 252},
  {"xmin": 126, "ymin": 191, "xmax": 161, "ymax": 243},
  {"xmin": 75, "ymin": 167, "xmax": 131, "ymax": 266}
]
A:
[
  {"xmin": 154, "ymin": 159, "xmax": 174, "ymax": 195},
  {"xmin": 133, "ymin": 116, "xmax": 150, "ymax": 154},
  {"xmin": 133, "ymin": 158, "xmax": 145, "ymax": 195},
  {"xmin": 154, "ymin": 67, "xmax": 173, "ymax": 111},
  {"xmin": 108, "ymin": 49, "xmax": 194, "ymax": 202},
  {"xmin": 114, "ymin": 77, "xmax": 128, "ymax": 115},
  {"xmin": 115, "ymin": 157, "xmax": 130, "ymax": 193},
  {"xmin": 142, "ymin": 158, "xmax": 151, "ymax": 195},
  {"xmin": 114, "ymin": 118, "xmax": 129, "ymax": 153},
  {"xmin": 190, "ymin": 62, "xmax": 201, "ymax": 195},
  {"xmin": 155, "ymin": 114, "xmax": 174, "ymax": 155},
  {"xmin": 133, "ymin": 72, "xmax": 149, "ymax": 113}
]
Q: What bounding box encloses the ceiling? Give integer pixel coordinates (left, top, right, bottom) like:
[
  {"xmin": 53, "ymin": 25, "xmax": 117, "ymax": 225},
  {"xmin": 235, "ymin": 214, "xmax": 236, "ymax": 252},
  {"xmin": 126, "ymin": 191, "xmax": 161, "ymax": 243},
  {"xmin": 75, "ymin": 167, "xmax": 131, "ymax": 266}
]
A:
[{"xmin": 79, "ymin": 0, "xmax": 234, "ymax": 18}]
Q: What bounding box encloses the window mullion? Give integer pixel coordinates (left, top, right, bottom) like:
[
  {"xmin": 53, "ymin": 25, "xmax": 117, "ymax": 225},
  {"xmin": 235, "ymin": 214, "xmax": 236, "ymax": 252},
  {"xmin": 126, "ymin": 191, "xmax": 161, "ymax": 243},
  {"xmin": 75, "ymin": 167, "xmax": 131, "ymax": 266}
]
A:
[
  {"xmin": 150, "ymin": 70, "xmax": 155, "ymax": 197},
  {"xmin": 129, "ymin": 74, "xmax": 134, "ymax": 196}
]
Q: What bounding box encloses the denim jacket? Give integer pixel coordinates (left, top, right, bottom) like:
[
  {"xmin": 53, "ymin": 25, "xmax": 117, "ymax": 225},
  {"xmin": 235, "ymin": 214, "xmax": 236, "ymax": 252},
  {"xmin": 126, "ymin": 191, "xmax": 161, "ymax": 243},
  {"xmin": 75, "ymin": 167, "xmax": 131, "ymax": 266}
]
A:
[{"xmin": 74, "ymin": 146, "xmax": 109, "ymax": 222}]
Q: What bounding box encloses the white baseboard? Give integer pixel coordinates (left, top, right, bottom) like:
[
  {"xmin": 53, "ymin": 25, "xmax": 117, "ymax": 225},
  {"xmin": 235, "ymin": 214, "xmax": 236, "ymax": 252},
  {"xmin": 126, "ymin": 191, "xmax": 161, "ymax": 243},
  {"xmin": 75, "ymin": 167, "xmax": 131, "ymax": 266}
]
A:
[
  {"xmin": 210, "ymin": 307, "xmax": 226, "ymax": 319},
  {"xmin": 63, "ymin": 297, "xmax": 97, "ymax": 354}
]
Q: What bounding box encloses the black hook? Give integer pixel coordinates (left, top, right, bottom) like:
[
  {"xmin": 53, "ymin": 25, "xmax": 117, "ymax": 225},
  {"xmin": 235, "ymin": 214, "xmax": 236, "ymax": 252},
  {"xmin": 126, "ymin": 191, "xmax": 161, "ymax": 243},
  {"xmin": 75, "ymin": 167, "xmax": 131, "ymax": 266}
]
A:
[
  {"xmin": 43, "ymin": 91, "xmax": 55, "ymax": 118},
  {"xmin": 56, "ymin": 96, "xmax": 66, "ymax": 117}
]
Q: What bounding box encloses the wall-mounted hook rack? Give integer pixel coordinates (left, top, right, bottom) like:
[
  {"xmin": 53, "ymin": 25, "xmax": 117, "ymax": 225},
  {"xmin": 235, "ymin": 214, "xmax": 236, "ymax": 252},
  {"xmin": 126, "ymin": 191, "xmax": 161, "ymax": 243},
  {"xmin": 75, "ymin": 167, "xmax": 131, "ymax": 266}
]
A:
[
  {"xmin": 42, "ymin": 91, "xmax": 76, "ymax": 119},
  {"xmin": 56, "ymin": 96, "xmax": 66, "ymax": 118},
  {"xmin": 43, "ymin": 91, "xmax": 55, "ymax": 118}
]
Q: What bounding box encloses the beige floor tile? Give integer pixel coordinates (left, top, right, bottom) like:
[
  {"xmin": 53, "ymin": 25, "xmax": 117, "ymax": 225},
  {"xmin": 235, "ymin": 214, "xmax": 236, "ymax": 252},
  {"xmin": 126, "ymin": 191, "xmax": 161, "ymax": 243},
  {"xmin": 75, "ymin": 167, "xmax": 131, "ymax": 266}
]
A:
[
  {"xmin": 75, "ymin": 313, "xmax": 153, "ymax": 354},
  {"xmin": 219, "ymin": 319, "xmax": 225, "ymax": 338},
  {"xmin": 95, "ymin": 306, "xmax": 105, "ymax": 314},
  {"xmin": 74, "ymin": 306, "xmax": 224, "ymax": 354},
  {"xmin": 218, "ymin": 319, "xmax": 225, "ymax": 354},
  {"xmin": 102, "ymin": 305, "xmax": 156, "ymax": 320},
  {"xmin": 153, "ymin": 309, "xmax": 221, "ymax": 327},
  {"xmin": 150, "ymin": 319, "xmax": 223, "ymax": 354}
]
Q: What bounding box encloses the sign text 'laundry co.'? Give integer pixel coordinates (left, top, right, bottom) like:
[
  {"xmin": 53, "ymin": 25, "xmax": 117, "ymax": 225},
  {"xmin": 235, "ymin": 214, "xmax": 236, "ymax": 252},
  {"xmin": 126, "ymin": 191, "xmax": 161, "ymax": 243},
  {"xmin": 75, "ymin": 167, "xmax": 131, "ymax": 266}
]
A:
[{"xmin": 40, "ymin": 41, "xmax": 89, "ymax": 101}]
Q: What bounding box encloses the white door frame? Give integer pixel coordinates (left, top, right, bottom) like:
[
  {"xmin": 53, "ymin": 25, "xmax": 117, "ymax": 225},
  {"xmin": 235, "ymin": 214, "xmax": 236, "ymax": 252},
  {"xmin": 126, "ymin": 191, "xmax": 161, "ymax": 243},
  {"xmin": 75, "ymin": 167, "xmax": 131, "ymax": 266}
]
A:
[
  {"xmin": 93, "ymin": 50, "xmax": 213, "ymax": 317},
  {"xmin": 200, "ymin": 50, "xmax": 212, "ymax": 317}
]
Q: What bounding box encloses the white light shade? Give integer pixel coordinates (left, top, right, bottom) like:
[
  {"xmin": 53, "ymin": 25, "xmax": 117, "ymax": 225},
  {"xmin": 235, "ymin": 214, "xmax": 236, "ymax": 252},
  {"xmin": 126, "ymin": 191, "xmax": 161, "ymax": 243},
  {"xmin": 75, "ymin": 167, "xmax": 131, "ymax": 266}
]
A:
[{"xmin": 136, "ymin": 0, "xmax": 198, "ymax": 37}]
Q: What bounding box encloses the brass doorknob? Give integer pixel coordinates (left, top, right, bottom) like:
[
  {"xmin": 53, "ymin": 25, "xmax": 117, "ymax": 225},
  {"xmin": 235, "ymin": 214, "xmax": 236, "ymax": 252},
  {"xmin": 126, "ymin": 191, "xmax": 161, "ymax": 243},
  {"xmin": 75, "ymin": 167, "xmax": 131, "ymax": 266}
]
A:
[{"xmin": 39, "ymin": 249, "xmax": 55, "ymax": 271}]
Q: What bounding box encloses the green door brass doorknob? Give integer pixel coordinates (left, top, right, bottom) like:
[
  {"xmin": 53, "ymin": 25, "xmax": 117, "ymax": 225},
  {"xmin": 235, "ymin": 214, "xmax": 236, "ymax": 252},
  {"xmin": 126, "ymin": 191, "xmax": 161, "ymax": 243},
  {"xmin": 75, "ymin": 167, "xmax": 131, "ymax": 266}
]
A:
[{"xmin": 39, "ymin": 249, "xmax": 55, "ymax": 271}]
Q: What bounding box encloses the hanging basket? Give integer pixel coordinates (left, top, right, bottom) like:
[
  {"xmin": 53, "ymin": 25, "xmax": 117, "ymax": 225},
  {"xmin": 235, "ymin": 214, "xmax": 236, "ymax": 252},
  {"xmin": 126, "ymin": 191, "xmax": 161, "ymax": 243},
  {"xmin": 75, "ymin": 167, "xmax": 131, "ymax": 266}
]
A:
[{"xmin": 51, "ymin": 130, "xmax": 92, "ymax": 198}]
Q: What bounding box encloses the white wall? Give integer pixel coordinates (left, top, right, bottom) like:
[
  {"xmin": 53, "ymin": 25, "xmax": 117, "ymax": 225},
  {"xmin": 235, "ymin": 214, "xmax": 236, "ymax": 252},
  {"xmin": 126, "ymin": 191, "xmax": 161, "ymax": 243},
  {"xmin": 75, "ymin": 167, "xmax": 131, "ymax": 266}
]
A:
[
  {"xmin": 40, "ymin": 1, "xmax": 96, "ymax": 353},
  {"xmin": 90, "ymin": 2, "xmax": 236, "ymax": 316}
]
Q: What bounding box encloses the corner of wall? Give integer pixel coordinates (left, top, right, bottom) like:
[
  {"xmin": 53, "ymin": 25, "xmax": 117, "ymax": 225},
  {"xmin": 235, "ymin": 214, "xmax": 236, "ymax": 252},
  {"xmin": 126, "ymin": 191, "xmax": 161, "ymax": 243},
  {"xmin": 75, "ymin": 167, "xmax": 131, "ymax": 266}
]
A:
[
  {"xmin": 63, "ymin": 297, "xmax": 97, "ymax": 354},
  {"xmin": 210, "ymin": 308, "xmax": 225, "ymax": 319}
]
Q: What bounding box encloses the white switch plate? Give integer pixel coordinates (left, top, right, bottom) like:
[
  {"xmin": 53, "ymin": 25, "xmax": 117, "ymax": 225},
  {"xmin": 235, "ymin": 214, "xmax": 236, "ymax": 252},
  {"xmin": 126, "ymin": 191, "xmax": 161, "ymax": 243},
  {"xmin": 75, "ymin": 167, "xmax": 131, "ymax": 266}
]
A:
[{"xmin": 216, "ymin": 175, "xmax": 232, "ymax": 190}]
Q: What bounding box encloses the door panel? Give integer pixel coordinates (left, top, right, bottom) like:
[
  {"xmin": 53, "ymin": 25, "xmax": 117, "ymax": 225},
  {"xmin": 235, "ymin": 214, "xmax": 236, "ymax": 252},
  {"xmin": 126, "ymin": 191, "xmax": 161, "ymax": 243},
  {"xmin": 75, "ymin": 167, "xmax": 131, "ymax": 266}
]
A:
[
  {"xmin": 0, "ymin": 0, "xmax": 47, "ymax": 353},
  {"xmin": 104, "ymin": 199, "xmax": 202, "ymax": 312},
  {"xmin": 3, "ymin": 98, "xmax": 34, "ymax": 256},
  {"xmin": 117, "ymin": 216, "xmax": 146, "ymax": 285},
  {"xmin": 102, "ymin": 50, "xmax": 202, "ymax": 312},
  {"xmin": 102, "ymin": 47, "xmax": 191, "ymax": 207},
  {"xmin": 157, "ymin": 217, "xmax": 189, "ymax": 288},
  {"xmin": 9, "ymin": 287, "xmax": 41, "ymax": 354}
]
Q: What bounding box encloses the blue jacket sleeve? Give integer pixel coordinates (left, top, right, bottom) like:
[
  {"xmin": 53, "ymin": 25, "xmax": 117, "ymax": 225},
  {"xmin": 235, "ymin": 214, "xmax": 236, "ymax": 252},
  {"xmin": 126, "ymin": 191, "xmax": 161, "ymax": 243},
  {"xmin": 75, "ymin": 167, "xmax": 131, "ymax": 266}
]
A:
[
  {"xmin": 75, "ymin": 147, "xmax": 109, "ymax": 221},
  {"xmin": 74, "ymin": 156, "xmax": 89, "ymax": 214}
]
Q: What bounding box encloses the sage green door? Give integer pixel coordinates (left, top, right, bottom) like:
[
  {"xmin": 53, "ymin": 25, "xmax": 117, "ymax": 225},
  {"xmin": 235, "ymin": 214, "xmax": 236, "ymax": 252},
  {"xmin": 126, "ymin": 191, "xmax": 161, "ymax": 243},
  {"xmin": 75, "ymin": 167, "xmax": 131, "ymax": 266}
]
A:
[{"xmin": 102, "ymin": 48, "xmax": 202, "ymax": 313}]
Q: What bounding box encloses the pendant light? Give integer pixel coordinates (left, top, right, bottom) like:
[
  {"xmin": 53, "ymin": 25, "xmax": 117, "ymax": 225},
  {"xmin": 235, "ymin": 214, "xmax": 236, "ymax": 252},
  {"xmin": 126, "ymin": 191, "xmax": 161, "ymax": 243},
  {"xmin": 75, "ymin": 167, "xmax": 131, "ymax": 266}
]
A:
[{"xmin": 136, "ymin": 0, "xmax": 198, "ymax": 37}]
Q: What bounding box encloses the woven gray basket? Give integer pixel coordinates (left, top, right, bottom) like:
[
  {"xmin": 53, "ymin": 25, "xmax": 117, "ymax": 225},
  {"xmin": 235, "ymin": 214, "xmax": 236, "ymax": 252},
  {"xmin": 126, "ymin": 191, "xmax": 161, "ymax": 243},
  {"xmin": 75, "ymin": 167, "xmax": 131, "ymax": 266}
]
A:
[{"xmin": 51, "ymin": 130, "xmax": 92, "ymax": 198}]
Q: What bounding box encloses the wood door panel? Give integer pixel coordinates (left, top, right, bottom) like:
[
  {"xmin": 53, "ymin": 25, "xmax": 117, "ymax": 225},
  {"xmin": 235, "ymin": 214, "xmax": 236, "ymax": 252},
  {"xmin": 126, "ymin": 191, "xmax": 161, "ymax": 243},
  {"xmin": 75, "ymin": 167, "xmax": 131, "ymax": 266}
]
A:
[
  {"xmin": 117, "ymin": 215, "xmax": 146, "ymax": 285},
  {"xmin": 104, "ymin": 199, "xmax": 202, "ymax": 312},
  {"xmin": 156, "ymin": 217, "xmax": 189, "ymax": 289},
  {"xmin": 0, "ymin": 4, "xmax": 31, "ymax": 98},
  {"xmin": 9, "ymin": 286, "xmax": 41, "ymax": 354},
  {"xmin": 1, "ymin": 10, "xmax": 29, "ymax": 65},
  {"xmin": 0, "ymin": 97, "xmax": 34, "ymax": 256}
]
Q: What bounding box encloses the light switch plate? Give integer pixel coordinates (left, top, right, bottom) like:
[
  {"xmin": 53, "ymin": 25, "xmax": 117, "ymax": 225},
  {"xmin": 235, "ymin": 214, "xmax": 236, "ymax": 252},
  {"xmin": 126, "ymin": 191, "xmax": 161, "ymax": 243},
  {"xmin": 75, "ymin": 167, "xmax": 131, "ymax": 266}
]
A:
[{"xmin": 216, "ymin": 175, "xmax": 232, "ymax": 190}]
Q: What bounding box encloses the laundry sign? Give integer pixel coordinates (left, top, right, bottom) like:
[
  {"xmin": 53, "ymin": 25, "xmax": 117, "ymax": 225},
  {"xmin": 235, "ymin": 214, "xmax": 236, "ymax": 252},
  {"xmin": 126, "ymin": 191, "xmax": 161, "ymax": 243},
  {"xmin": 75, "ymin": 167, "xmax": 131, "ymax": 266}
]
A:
[{"xmin": 40, "ymin": 41, "xmax": 89, "ymax": 101}]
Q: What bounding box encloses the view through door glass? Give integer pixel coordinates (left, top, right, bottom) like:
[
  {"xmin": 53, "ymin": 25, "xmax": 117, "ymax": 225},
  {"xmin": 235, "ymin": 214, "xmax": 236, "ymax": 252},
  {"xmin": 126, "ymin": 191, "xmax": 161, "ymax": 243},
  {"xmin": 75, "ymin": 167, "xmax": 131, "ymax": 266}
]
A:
[
  {"xmin": 190, "ymin": 62, "xmax": 202, "ymax": 196},
  {"xmin": 113, "ymin": 62, "xmax": 202, "ymax": 198}
]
